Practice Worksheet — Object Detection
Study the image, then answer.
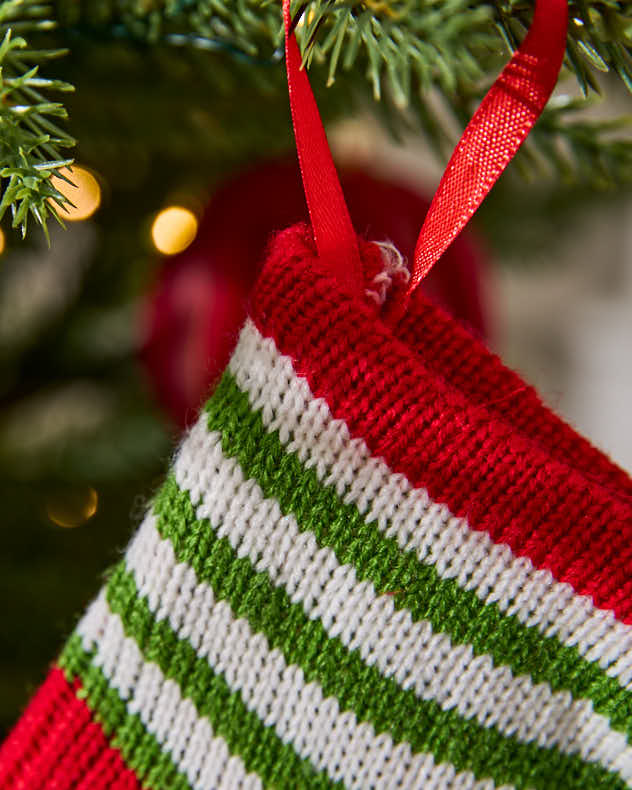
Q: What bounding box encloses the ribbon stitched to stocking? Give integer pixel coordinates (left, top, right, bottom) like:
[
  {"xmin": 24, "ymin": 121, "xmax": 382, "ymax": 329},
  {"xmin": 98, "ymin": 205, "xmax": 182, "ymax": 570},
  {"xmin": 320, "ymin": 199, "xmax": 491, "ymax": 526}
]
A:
[
  {"xmin": 283, "ymin": 0, "xmax": 363, "ymax": 296},
  {"xmin": 283, "ymin": 0, "xmax": 568, "ymax": 303}
]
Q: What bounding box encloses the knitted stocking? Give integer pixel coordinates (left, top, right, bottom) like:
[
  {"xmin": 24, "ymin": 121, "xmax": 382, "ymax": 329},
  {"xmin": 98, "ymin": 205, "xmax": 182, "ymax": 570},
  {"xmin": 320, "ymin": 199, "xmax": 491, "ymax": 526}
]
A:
[{"xmin": 2, "ymin": 225, "xmax": 632, "ymax": 790}]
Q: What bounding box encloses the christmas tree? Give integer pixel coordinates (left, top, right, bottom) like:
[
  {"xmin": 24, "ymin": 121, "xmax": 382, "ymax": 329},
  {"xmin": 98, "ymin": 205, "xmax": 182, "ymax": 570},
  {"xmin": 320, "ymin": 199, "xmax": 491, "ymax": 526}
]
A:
[{"xmin": 1, "ymin": 0, "xmax": 632, "ymax": 738}]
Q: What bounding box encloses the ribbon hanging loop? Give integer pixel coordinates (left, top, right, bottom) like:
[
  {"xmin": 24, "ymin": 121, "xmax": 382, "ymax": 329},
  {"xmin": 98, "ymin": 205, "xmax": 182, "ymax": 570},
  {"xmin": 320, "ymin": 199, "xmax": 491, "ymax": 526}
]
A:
[{"xmin": 283, "ymin": 0, "xmax": 569, "ymax": 311}]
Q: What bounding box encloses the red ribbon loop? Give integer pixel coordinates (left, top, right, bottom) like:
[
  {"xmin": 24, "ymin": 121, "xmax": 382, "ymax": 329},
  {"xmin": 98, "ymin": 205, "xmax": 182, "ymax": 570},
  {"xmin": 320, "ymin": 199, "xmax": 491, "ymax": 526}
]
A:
[{"xmin": 284, "ymin": 0, "xmax": 568, "ymax": 306}]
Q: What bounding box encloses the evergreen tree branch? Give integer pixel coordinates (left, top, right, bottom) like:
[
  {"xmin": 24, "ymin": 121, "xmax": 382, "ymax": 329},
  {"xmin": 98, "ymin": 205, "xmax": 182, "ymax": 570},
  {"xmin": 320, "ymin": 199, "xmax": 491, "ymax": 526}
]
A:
[
  {"xmin": 52, "ymin": 1, "xmax": 632, "ymax": 190},
  {"xmin": 60, "ymin": 1, "xmax": 632, "ymax": 100},
  {"xmin": 1, "ymin": 0, "xmax": 629, "ymax": 240},
  {"xmin": 529, "ymin": 96, "xmax": 632, "ymax": 186},
  {"xmin": 0, "ymin": 0, "xmax": 75, "ymax": 241}
]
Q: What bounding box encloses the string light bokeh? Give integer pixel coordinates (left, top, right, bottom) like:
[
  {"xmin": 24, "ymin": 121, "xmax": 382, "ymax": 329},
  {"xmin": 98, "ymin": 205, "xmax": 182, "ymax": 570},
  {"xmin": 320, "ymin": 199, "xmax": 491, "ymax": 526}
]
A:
[
  {"xmin": 151, "ymin": 206, "xmax": 199, "ymax": 255},
  {"xmin": 50, "ymin": 166, "xmax": 102, "ymax": 222},
  {"xmin": 46, "ymin": 486, "xmax": 99, "ymax": 529}
]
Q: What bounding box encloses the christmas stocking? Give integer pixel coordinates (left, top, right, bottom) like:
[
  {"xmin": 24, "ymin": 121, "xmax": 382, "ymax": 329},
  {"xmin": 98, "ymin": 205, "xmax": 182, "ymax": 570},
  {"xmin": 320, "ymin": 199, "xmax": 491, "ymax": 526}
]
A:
[{"xmin": 3, "ymin": 2, "xmax": 632, "ymax": 789}]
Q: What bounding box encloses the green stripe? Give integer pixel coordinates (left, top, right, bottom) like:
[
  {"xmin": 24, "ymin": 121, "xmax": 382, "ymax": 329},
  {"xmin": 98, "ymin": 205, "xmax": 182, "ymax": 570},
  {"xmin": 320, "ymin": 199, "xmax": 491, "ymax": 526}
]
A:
[
  {"xmin": 103, "ymin": 562, "xmax": 341, "ymax": 790},
  {"xmin": 206, "ymin": 371, "xmax": 632, "ymax": 743},
  {"xmin": 144, "ymin": 474, "xmax": 626, "ymax": 790},
  {"xmin": 59, "ymin": 635, "xmax": 195, "ymax": 790}
]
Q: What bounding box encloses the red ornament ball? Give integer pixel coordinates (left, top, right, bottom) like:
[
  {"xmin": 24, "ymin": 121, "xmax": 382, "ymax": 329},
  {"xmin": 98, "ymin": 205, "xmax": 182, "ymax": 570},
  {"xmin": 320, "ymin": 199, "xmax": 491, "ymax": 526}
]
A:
[{"xmin": 140, "ymin": 160, "xmax": 488, "ymax": 427}]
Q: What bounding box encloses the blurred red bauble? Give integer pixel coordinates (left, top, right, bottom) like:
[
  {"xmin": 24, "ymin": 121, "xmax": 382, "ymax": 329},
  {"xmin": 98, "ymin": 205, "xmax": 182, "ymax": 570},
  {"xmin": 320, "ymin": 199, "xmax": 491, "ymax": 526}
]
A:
[{"xmin": 141, "ymin": 159, "xmax": 488, "ymax": 427}]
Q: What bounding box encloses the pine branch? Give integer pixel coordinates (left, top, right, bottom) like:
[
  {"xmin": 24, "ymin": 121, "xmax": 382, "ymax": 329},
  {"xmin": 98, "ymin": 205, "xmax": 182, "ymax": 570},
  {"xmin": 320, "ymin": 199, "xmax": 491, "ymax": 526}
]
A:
[
  {"xmin": 62, "ymin": 1, "xmax": 632, "ymax": 99},
  {"xmin": 526, "ymin": 95, "xmax": 632, "ymax": 186},
  {"xmin": 0, "ymin": 0, "xmax": 75, "ymax": 241},
  {"xmin": 0, "ymin": 0, "xmax": 627, "ymax": 241},
  {"xmin": 50, "ymin": 0, "xmax": 632, "ymax": 189}
]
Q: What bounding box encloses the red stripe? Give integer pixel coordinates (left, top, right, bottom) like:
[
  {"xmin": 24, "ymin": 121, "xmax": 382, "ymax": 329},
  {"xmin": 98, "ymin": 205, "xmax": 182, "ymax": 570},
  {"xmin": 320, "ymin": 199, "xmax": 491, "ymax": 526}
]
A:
[
  {"xmin": 251, "ymin": 224, "xmax": 632, "ymax": 623},
  {"xmin": 398, "ymin": 286, "xmax": 632, "ymax": 502},
  {"xmin": 0, "ymin": 666, "xmax": 140, "ymax": 790}
]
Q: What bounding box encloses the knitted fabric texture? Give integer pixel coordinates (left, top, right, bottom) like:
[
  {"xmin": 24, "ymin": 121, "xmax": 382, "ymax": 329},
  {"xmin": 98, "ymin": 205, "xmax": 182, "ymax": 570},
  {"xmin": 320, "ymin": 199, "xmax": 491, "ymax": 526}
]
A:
[{"xmin": 2, "ymin": 224, "xmax": 632, "ymax": 790}]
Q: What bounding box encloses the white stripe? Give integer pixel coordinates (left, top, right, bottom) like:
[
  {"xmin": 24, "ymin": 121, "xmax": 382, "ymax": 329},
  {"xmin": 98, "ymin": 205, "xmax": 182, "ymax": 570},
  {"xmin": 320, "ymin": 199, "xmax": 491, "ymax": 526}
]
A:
[
  {"xmin": 228, "ymin": 319, "xmax": 632, "ymax": 689},
  {"xmin": 76, "ymin": 592, "xmax": 261, "ymax": 790},
  {"xmin": 172, "ymin": 419, "xmax": 632, "ymax": 784},
  {"xmin": 121, "ymin": 513, "xmax": 504, "ymax": 790}
]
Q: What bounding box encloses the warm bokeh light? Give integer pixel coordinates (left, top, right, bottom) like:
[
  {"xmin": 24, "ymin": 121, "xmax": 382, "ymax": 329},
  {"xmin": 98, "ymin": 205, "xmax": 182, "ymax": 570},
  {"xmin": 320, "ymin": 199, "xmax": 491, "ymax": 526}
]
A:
[
  {"xmin": 46, "ymin": 486, "xmax": 99, "ymax": 528},
  {"xmin": 50, "ymin": 166, "xmax": 102, "ymax": 221},
  {"xmin": 0, "ymin": 228, "xmax": 5, "ymax": 255},
  {"xmin": 151, "ymin": 206, "xmax": 199, "ymax": 255}
]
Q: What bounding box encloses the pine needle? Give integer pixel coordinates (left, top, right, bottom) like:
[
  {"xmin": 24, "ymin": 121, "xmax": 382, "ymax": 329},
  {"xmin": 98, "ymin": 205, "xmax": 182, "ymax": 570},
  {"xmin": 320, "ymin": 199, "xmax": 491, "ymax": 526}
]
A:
[
  {"xmin": 0, "ymin": 0, "xmax": 75, "ymax": 242},
  {"xmin": 4, "ymin": 0, "xmax": 632, "ymax": 242},
  {"xmin": 51, "ymin": 0, "xmax": 632, "ymax": 188}
]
